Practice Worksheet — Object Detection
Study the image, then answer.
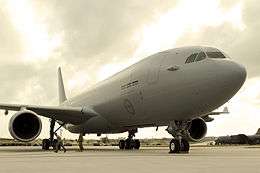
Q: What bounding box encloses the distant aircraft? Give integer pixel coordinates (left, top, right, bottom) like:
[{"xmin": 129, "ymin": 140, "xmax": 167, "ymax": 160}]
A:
[
  {"xmin": 215, "ymin": 128, "xmax": 260, "ymax": 145},
  {"xmin": 0, "ymin": 46, "xmax": 246, "ymax": 154}
]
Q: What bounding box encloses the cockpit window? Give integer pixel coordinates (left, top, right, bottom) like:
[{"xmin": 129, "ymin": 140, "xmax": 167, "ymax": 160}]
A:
[
  {"xmin": 195, "ymin": 52, "xmax": 206, "ymax": 62},
  {"xmin": 185, "ymin": 53, "xmax": 198, "ymax": 63},
  {"xmin": 206, "ymin": 51, "xmax": 226, "ymax": 59}
]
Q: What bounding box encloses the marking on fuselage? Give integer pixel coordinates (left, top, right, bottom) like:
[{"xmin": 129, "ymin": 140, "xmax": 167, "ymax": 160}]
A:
[
  {"xmin": 121, "ymin": 80, "xmax": 139, "ymax": 90},
  {"xmin": 123, "ymin": 99, "xmax": 135, "ymax": 115}
]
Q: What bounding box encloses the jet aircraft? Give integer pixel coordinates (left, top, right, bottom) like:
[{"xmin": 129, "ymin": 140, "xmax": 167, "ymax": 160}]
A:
[
  {"xmin": 215, "ymin": 128, "xmax": 260, "ymax": 145},
  {"xmin": 0, "ymin": 46, "xmax": 246, "ymax": 153}
]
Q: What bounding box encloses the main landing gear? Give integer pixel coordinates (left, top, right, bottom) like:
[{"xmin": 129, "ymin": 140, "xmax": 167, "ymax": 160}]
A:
[
  {"xmin": 119, "ymin": 129, "xmax": 140, "ymax": 150},
  {"xmin": 166, "ymin": 121, "xmax": 190, "ymax": 154},
  {"xmin": 42, "ymin": 119, "xmax": 64, "ymax": 150}
]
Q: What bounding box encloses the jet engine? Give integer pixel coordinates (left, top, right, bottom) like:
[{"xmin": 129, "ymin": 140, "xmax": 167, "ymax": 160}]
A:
[
  {"xmin": 185, "ymin": 118, "xmax": 207, "ymax": 142},
  {"xmin": 9, "ymin": 110, "xmax": 42, "ymax": 142}
]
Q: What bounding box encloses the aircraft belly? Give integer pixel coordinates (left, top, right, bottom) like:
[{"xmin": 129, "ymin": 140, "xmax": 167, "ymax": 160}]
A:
[{"xmin": 67, "ymin": 115, "xmax": 124, "ymax": 134}]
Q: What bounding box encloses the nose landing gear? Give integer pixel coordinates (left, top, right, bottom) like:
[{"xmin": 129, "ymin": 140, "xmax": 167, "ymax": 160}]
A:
[
  {"xmin": 119, "ymin": 129, "xmax": 140, "ymax": 150},
  {"xmin": 169, "ymin": 138, "xmax": 190, "ymax": 153},
  {"xmin": 167, "ymin": 121, "xmax": 191, "ymax": 154}
]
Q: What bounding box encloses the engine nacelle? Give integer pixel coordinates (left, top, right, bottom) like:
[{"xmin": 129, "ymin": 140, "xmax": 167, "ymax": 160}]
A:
[
  {"xmin": 185, "ymin": 118, "xmax": 207, "ymax": 142},
  {"xmin": 9, "ymin": 110, "xmax": 42, "ymax": 142}
]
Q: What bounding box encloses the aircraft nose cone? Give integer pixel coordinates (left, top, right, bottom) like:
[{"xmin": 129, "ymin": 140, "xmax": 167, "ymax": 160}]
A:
[
  {"xmin": 228, "ymin": 61, "xmax": 247, "ymax": 90},
  {"xmin": 202, "ymin": 60, "xmax": 247, "ymax": 111},
  {"xmin": 209, "ymin": 60, "xmax": 247, "ymax": 103},
  {"xmin": 214, "ymin": 61, "xmax": 247, "ymax": 101}
]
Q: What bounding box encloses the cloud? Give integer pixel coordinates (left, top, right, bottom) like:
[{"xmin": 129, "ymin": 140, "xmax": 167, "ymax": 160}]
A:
[
  {"xmin": 208, "ymin": 77, "xmax": 260, "ymax": 136},
  {"xmin": 176, "ymin": 0, "xmax": 260, "ymax": 78},
  {"xmin": 0, "ymin": 4, "xmax": 24, "ymax": 62},
  {"xmin": 0, "ymin": 0, "xmax": 179, "ymax": 139}
]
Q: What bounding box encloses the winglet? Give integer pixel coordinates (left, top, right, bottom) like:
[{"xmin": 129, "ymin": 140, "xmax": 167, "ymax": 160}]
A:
[{"xmin": 58, "ymin": 67, "xmax": 67, "ymax": 104}]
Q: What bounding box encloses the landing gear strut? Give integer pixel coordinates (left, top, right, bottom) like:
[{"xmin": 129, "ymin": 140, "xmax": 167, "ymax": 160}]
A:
[
  {"xmin": 119, "ymin": 129, "xmax": 140, "ymax": 150},
  {"xmin": 166, "ymin": 121, "xmax": 191, "ymax": 154},
  {"xmin": 42, "ymin": 119, "xmax": 56, "ymax": 150},
  {"xmin": 42, "ymin": 119, "xmax": 65, "ymax": 150}
]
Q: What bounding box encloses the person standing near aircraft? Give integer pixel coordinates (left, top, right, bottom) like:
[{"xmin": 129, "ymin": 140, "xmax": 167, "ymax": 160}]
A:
[
  {"xmin": 78, "ymin": 134, "xmax": 84, "ymax": 152},
  {"xmin": 54, "ymin": 133, "xmax": 66, "ymax": 153}
]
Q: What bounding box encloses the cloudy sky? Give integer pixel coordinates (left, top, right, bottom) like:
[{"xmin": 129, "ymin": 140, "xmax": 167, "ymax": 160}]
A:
[{"xmin": 0, "ymin": 0, "xmax": 259, "ymax": 139}]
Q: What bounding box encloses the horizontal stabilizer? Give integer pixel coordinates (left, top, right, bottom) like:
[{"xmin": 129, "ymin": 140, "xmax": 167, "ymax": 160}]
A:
[
  {"xmin": 223, "ymin": 106, "xmax": 229, "ymax": 113},
  {"xmin": 256, "ymin": 128, "xmax": 260, "ymax": 135},
  {"xmin": 204, "ymin": 106, "xmax": 230, "ymax": 116},
  {"xmin": 202, "ymin": 106, "xmax": 229, "ymax": 122}
]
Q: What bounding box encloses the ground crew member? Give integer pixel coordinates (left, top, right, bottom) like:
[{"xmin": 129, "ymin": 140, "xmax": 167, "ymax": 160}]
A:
[
  {"xmin": 54, "ymin": 133, "xmax": 66, "ymax": 153},
  {"xmin": 78, "ymin": 133, "xmax": 84, "ymax": 152}
]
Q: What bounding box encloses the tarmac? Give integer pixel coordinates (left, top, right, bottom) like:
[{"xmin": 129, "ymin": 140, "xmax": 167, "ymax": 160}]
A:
[{"xmin": 0, "ymin": 146, "xmax": 260, "ymax": 173}]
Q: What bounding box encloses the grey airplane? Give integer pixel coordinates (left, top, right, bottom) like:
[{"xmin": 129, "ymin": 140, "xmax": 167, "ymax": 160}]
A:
[
  {"xmin": 215, "ymin": 128, "xmax": 260, "ymax": 145},
  {"xmin": 0, "ymin": 46, "xmax": 246, "ymax": 154}
]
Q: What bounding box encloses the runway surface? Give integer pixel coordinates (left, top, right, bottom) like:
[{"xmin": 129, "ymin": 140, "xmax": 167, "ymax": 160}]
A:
[{"xmin": 0, "ymin": 146, "xmax": 260, "ymax": 173}]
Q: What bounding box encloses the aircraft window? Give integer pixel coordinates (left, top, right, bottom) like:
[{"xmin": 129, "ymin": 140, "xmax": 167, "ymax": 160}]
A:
[
  {"xmin": 195, "ymin": 52, "xmax": 206, "ymax": 62},
  {"xmin": 185, "ymin": 53, "xmax": 198, "ymax": 63},
  {"xmin": 206, "ymin": 51, "xmax": 226, "ymax": 59}
]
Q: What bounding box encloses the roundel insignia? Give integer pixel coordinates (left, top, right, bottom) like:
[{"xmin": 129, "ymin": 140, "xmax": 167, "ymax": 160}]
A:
[{"xmin": 123, "ymin": 99, "xmax": 135, "ymax": 115}]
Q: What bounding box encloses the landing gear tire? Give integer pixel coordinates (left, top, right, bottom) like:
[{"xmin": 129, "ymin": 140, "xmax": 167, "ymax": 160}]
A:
[
  {"xmin": 42, "ymin": 119, "xmax": 56, "ymax": 151},
  {"xmin": 169, "ymin": 139, "xmax": 190, "ymax": 154},
  {"xmin": 119, "ymin": 129, "xmax": 140, "ymax": 150},
  {"xmin": 119, "ymin": 140, "xmax": 125, "ymax": 149},
  {"xmin": 134, "ymin": 139, "xmax": 140, "ymax": 149},
  {"xmin": 42, "ymin": 139, "xmax": 50, "ymax": 150},
  {"xmin": 125, "ymin": 139, "xmax": 134, "ymax": 150},
  {"xmin": 119, "ymin": 139, "xmax": 140, "ymax": 150},
  {"xmin": 180, "ymin": 139, "xmax": 190, "ymax": 153},
  {"xmin": 169, "ymin": 139, "xmax": 181, "ymax": 153}
]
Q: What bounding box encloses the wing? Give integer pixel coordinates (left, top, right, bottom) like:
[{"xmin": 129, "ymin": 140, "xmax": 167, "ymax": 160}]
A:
[
  {"xmin": 202, "ymin": 106, "xmax": 229, "ymax": 122},
  {"xmin": 0, "ymin": 103, "xmax": 97, "ymax": 124}
]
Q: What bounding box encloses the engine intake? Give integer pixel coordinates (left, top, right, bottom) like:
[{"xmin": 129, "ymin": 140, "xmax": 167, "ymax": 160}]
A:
[
  {"xmin": 9, "ymin": 110, "xmax": 42, "ymax": 142},
  {"xmin": 186, "ymin": 118, "xmax": 207, "ymax": 142}
]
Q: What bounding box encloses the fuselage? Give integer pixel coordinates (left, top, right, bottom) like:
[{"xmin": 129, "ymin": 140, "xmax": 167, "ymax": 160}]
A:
[{"xmin": 63, "ymin": 46, "xmax": 246, "ymax": 134}]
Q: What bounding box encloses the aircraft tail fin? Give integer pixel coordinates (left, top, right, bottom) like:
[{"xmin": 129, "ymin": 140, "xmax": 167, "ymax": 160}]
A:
[
  {"xmin": 256, "ymin": 128, "xmax": 260, "ymax": 135},
  {"xmin": 58, "ymin": 67, "xmax": 67, "ymax": 105}
]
